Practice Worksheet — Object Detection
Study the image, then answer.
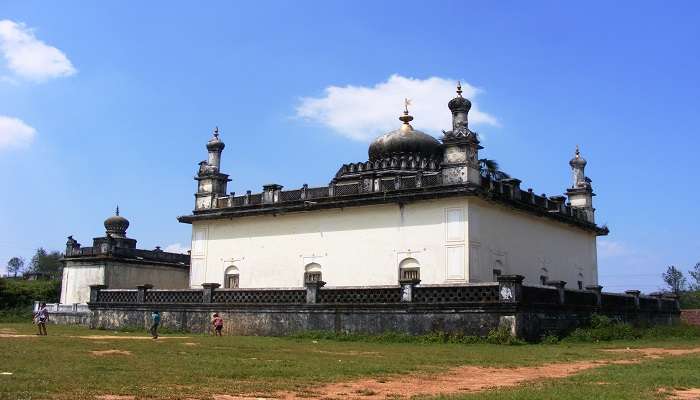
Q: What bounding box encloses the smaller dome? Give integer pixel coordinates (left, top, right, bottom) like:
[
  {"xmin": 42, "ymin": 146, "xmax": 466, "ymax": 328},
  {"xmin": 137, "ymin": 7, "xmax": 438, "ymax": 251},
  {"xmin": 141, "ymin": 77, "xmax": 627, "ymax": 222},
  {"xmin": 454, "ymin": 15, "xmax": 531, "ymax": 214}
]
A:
[
  {"xmin": 104, "ymin": 206, "xmax": 129, "ymax": 238},
  {"xmin": 569, "ymin": 146, "xmax": 587, "ymax": 168},
  {"xmin": 206, "ymin": 127, "xmax": 225, "ymax": 151},
  {"xmin": 448, "ymin": 82, "xmax": 472, "ymax": 113}
]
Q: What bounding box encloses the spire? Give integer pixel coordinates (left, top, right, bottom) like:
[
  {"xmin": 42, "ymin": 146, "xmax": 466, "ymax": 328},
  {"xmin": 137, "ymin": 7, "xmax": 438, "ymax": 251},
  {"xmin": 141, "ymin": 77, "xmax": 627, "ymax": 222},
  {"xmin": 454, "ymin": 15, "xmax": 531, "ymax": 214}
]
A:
[
  {"xmin": 448, "ymin": 81, "xmax": 472, "ymax": 131},
  {"xmin": 569, "ymin": 145, "xmax": 588, "ymax": 188},
  {"xmin": 399, "ymin": 98, "xmax": 414, "ymax": 132},
  {"xmin": 115, "ymin": 205, "xmax": 120, "ymax": 216}
]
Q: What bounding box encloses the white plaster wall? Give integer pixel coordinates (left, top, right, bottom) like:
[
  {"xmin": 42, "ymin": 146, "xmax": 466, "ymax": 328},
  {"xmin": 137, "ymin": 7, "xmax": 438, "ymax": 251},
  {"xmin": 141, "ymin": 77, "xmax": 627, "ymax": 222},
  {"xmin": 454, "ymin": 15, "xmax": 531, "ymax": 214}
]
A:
[
  {"xmin": 105, "ymin": 262, "xmax": 189, "ymax": 290},
  {"xmin": 467, "ymin": 197, "xmax": 598, "ymax": 287},
  {"xmin": 60, "ymin": 263, "xmax": 105, "ymax": 304},
  {"xmin": 191, "ymin": 198, "xmax": 470, "ymax": 288},
  {"xmin": 189, "ymin": 197, "xmax": 598, "ymax": 289},
  {"xmin": 60, "ymin": 261, "xmax": 190, "ymax": 304}
]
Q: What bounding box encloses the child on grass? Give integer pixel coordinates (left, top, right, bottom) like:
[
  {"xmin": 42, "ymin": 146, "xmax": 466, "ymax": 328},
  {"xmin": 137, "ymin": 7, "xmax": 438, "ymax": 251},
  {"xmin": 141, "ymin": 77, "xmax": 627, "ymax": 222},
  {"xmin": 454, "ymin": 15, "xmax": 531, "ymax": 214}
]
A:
[
  {"xmin": 150, "ymin": 310, "xmax": 161, "ymax": 339},
  {"xmin": 33, "ymin": 303, "xmax": 49, "ymax": 336},
  {"xmin": 212, "ymin": 313, "xmax": 224, "ymax": 336}
]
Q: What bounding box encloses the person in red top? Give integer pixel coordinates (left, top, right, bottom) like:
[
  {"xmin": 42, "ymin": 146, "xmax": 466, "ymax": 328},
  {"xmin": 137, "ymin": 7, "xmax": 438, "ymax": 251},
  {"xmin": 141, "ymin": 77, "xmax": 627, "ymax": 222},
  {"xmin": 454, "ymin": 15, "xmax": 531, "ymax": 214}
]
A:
[{"xmin": 212, "ymin": 313, "xmax": 224, "ymax": 336}]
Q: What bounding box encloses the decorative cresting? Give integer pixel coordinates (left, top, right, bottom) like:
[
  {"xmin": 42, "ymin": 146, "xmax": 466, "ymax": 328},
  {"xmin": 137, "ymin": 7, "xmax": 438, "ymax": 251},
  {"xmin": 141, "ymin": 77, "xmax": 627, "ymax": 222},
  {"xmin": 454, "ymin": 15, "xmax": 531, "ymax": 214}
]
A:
[
  {"xmin": 367, "ymin": 99, "xmax": 441, "ymax": 163},
  {"xmin": 441, "ymin": 82, "xmax": 483, "ymax": 185},
  {"xmin": 104, "ymin": 206, "xmax": 129, "ymax": 238}
]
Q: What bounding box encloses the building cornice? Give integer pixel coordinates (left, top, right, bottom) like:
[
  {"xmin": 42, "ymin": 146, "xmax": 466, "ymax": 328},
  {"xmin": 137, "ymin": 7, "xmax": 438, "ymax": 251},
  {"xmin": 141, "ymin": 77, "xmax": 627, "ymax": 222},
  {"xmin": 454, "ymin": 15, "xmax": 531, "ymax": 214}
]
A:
[{"xmin": 178, "ymin": 182, "xmax": 608, "ymax": 236}]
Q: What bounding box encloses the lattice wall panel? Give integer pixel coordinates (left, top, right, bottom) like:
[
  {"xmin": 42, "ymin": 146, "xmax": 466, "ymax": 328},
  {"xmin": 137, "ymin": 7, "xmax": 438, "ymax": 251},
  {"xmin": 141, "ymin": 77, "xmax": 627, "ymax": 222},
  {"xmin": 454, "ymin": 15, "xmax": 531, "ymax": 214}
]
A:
[
  {"xmin": 212, "ymin": 290, "xmax": 306, "ymax": 304},
  {"xmin": 413, "ymin": 286, "xmax": 499, "ymax": 303},
  {"xmin": 98, "ymin": 291, "xmax": 137, "ymax": 303},
  {"xmin": 145, "ymin": 291, "xmax": 203, "ymax": 303},
  {"xmin": 318, "ymin": 288, "xmax": 402, "ymax": 304}
]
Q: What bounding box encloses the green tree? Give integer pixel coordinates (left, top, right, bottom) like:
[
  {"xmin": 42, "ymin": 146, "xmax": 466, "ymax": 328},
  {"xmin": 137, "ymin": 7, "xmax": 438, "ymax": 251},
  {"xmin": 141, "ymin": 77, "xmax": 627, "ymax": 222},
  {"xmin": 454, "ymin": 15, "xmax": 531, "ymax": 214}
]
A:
[
  {"xmin": 689, "ymin": 262, "xmax": 700, "ymax": 291},
  {"xmin": 6, "ymin": 257, "xmax": 25, "ymax": 277},
  {"xmin": 662, "ymin": 265, "xmax": 687, "ymax": 295},
  {"xmin": 479, "ymin": 158, "xmax": 511, "ymax": 181},
  {"xmin": 29, "ymin": 248, "xmax": 63, "ymax": 279}
]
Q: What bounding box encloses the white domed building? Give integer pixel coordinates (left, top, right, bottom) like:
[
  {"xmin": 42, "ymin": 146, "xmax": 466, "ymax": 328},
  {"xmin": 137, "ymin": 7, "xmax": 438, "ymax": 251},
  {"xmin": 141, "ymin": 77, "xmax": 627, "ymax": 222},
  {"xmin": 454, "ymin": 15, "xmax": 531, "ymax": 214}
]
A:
[{"xmin": 179, "ymin": 85, "xmax": 607, "ymax": 291}]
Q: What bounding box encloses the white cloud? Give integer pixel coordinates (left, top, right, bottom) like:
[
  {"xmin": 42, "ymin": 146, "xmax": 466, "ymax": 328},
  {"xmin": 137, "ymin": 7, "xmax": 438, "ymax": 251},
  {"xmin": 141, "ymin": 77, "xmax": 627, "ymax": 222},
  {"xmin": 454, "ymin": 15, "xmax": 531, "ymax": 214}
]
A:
[
  {"xmin": 296, "ymin": 74, "xmax": 498, "ymax": 141},
  {"xmin": 598, "ymin": 239, "xmax": 631, "ymax": 259},
  {"xmin": 0, "ymin": 19, "xmax": 76, "ymax": 82},
  {"xmin": 0, "ymin": 115, "xmax": 36, "ymax": 150},
  {"xmin": 163, "ymin": 243, "xmax": 190, "ymax": 254}
]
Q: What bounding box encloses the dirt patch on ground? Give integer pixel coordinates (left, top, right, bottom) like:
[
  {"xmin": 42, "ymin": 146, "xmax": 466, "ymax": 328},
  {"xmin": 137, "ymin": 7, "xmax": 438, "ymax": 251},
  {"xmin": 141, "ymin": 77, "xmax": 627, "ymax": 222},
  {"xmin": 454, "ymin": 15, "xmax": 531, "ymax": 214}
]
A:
[
  {"xmin": 75, "ymin": 335, "xmax": 190, "ymax": 340},
  {"xmin": 0, "ymin": 333, "xmax": 39, "ymax": 338},
  {"xmin": 90, "ymin": 350, "xmax": 133, "ymax": 356},
  {"xmin": 313, "ymin": 350, "xmax": 382, "ymax": 356},
  {"xmin": 183, "ymin": 342, "xmax": 199, "ymax": 346},
  {"xmin": 659, "ymin": 388, "xmax": 700, "ymax": 399},
  {"xmin": 214, "ymin": 347, "xmax": 700, "ymax": 400},
  {"xmin": 603, "ymin": 347, "xmax": 700, "ymax": 359}
]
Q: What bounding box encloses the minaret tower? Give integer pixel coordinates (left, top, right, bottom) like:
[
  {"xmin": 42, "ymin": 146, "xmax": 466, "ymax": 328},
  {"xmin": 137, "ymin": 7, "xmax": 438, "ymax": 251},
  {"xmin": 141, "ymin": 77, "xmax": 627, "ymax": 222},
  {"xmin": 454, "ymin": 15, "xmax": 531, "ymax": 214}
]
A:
[
  {"xmin": 194, "ymin": 127, "xmax": 231, "ymax": 210},
  {"xmin": 441, "ymin": 82, "xmax": 483, "ymax": 185},
  {"xmin": 566, "ymin": 145, "xmax": 595, "ymax": 222}
]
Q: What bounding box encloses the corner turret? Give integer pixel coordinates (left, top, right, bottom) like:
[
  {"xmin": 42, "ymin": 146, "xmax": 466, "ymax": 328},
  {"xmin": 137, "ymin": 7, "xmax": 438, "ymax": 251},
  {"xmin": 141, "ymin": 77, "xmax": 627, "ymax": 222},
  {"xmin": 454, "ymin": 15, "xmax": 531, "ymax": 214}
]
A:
[
  {"xmin": 566, "ymin": 146, "xmax": 595, "ymax": 222},
  {"xmin": 441, "ymin": 82, "xmax": 482, "ymax": 185},
  {"xmin": 194, "ymin": 127, "xmax": 231, "ymax": 210}
]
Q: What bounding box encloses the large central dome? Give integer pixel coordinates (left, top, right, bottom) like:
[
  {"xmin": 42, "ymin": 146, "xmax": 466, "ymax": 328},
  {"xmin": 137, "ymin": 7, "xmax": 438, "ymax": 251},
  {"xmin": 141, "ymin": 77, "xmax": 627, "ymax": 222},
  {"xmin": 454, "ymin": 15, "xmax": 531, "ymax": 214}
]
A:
[{"xmin": 368, "ymin": 108, "xmax": 440, "ymax": 162}]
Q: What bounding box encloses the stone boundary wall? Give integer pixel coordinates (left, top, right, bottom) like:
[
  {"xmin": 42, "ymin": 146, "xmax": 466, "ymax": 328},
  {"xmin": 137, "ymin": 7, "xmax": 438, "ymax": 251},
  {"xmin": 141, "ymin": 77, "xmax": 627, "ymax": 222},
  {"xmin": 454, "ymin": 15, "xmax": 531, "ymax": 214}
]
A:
[
  {"xmin": 49, "ymin": 276, "xmax": 680, "ymax": 340},
  {"xmin": 681, "ymin": 309, "xmax": 700, "ymax": 326}
]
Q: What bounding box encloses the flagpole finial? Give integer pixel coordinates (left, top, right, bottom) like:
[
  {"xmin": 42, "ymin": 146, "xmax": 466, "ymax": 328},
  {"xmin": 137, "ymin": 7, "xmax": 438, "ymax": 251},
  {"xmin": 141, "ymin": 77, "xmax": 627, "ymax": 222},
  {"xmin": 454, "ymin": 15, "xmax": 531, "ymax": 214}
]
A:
[{"xmin": 456, "ymin": 81, "xmax": 462, "ymax": 97}]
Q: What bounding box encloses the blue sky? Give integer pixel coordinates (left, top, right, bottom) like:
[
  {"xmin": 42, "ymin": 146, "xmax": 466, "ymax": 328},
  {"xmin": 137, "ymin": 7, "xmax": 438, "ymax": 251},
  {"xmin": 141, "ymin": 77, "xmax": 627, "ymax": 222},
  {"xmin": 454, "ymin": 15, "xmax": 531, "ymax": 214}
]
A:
[{"xmin": 1, "ymin": 1, "xmax": 698, "ymax": 292}]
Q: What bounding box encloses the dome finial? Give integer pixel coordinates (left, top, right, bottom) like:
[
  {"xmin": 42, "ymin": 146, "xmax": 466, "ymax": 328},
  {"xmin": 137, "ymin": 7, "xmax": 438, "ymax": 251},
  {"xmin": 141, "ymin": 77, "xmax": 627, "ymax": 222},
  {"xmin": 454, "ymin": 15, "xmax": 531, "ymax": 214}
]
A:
[
  {"xmin": 456, "ymin": 81, "xmax": 462, "ymax": 97},
  {"xmin": 213, "ymin": 126, "xmax": 219, "ymax": 139},
  {"xmin": 575, "ymin": 144, "xmax": 580, "ymax": 158},
  {"xmin": 115, "ymin": 205, "xmax": 119, "ymax": 216},
  {"xmin": 398, "ymin": 98, "xmax": 414, "ymax": 131}
]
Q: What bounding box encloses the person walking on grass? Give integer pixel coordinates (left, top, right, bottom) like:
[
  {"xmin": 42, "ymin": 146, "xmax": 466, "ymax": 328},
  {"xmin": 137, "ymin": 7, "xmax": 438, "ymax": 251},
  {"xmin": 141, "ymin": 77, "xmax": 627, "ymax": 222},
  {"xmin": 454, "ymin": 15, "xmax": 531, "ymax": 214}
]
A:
[
  {"xmin": 150, "ymin": 310, "xmax": 161, "ymax": 339},
  {"xmin": 33, "ymin": 303, "xmax": 49, "ymax": 336},
  {"xmin": 212, "ymin": 313, "xmax": 224, "ymax": 336}
]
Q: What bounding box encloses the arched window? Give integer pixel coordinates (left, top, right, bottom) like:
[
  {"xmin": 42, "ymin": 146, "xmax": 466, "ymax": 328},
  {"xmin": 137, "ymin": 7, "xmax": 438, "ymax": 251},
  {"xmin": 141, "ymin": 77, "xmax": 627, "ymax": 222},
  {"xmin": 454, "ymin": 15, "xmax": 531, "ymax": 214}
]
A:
[
  {"xmin": 539, "ymin": 268, "xmax": 549, "ymax": 285},
  {"xmin": 304, "ymin": 263, "xmax": 322, "ymax": 285},
  {"xmin": 399, "ymin": 258, "xmax": 420, "ymax": 281},
  {"xmin": 224, "ymin": 265, "xmax": 239, "ymax": 288},
  {"xmin": 577, "ymin": 272, "xmax": 584, "ymax": 290}
]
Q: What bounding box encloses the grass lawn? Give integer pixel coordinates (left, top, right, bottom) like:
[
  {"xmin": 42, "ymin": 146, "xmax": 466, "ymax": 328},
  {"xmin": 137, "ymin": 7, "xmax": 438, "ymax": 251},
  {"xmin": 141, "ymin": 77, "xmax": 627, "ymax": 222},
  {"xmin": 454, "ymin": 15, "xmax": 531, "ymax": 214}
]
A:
[{"xmin": 1, "ymin": 323, "xmax": 699, "ymax": 400}]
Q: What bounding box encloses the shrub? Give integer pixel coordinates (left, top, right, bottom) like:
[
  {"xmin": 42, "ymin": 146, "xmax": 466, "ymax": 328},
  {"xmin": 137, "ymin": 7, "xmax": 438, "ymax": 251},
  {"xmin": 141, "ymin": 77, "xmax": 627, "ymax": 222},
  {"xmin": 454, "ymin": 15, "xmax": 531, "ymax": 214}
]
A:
[
  {"xmin": 486, "ymin": 326, "xmax": 525, "ymax": 345},
  {"xmin": 564, "ymin": 314, "xmax": 640, "ymax": 342},
  {"xmin": 0, "ymin": 278, "xmax": 61, "ymax": 309}
]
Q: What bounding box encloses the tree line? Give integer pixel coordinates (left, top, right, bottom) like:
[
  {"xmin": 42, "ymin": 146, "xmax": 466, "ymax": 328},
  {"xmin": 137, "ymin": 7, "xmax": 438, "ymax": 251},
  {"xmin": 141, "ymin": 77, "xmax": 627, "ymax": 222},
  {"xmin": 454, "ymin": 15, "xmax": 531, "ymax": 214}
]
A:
[{"xmin": 5, "ymin": 248, "xmax": 63, "ymax": 280}]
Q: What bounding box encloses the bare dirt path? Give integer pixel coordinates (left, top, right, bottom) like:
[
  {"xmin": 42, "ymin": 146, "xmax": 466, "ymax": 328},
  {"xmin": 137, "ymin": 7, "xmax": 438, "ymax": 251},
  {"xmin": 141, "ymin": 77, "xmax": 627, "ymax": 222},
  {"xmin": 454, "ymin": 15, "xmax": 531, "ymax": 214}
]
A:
[
  {"xmin": 210, "ymin": 347, "xmax": 700, "ymax": 400},
  {"xmin": 659, "ymin": 388, "xmax": 700, "ymax": 399}
]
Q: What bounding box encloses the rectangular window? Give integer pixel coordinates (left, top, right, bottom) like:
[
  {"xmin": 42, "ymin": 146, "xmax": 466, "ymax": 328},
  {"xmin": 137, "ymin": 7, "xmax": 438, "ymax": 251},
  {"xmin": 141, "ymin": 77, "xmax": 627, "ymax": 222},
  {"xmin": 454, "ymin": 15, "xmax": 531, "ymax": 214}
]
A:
[
  {"xmin": 191, "ymin": 228, "xmax": 207, "ymax": 256},
  {"xmin": 446, "ymin": 245, "xmax": 465, "ymax": 280},
  {"xmin": 578, "ymin": 281, "xmax": 583, "ymax": 290},
  {"xmin": 445, "ymin": 208, "xmax": 464, "ymax": 242}
]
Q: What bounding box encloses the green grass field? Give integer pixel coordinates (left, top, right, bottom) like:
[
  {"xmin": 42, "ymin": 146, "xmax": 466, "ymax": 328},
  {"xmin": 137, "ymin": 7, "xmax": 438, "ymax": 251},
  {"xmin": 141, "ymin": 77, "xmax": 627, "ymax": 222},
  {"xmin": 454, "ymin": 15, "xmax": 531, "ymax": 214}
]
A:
[{"xmin": 1, "ymin": 323, "xmax": 699, "ymax": 400}]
